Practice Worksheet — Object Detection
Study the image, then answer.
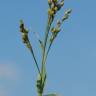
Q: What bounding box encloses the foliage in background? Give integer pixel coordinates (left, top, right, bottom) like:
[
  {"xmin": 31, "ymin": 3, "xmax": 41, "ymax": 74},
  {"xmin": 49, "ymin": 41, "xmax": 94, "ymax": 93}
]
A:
[{"xmin": 19, "ymin": 0, "xmax": 71, "ymax": 96}]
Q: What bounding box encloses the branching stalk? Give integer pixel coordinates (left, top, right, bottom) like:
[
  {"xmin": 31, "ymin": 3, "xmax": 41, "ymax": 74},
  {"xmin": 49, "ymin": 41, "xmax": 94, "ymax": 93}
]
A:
[
  {"xmin": 19, "ymin": 1, "xmax": 72, "ymax": 96},
  {"xmin": 41, "ymin": 16, "xmax": 53, "ymax": 94},
  {"xmin": 27, "ymin": 40, "xmax": 41, "ymax": 76}
]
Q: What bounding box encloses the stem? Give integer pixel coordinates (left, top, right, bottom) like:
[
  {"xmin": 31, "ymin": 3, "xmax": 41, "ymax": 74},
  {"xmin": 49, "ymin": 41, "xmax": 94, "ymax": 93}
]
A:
[
  {"xmin": 38, "ymin": 93, "xmax": 42, "ymax": 96},
  {"xmin": 41, "ymin": 16, "xmax": 52, "ymax": 93},
  {"xmin": 27, "ymin": 40, "xmax": 41, "ymax": 76},
  {"xmin": 30, "ymin": 47, "xmax": 41, "ymax": 75},
  {"xmin": 41, "ymin": 41, "xmax": 53, "ymax": 86},
  {"xmin": 46, "ymin": 41, "xmax": 53, "ymax": 58},
  {"xmin": 41, "ymin": 22, "xmax": 50, "ymax": 71}
]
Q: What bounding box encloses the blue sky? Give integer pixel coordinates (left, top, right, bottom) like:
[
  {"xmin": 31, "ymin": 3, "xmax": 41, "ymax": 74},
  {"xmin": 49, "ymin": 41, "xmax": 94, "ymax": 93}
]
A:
[{"xmin": 0, "ymin": 0, "xmax": 96, "ymax": 96}]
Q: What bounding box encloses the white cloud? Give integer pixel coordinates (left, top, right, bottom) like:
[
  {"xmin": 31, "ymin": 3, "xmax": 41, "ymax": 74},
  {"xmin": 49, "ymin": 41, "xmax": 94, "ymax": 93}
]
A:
[
  {"xmin": 0, "ymin": 62, "xmax": 19, "ymax": 80},
  {"xmin": 0, "ymin": 62, "xmax": 21, "ymax": 96}
]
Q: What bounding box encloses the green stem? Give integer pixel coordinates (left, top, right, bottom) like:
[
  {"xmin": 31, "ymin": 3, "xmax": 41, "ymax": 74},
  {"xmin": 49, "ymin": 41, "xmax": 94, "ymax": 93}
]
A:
[
  {"xmin": 38, "ymin": 93, "xmax": 42, "ymax": 96},
  {"xmin": 41, "ymin": 16, "xmax": 52, "ymax": 93},
  {"xmin": 46, "ymin": 41, "xmax": 53, "ymax": 58},
  {"xmin": 27, "ymin": 40, "xmax": 41, "ymax": 76},
  {"xmin": 42, "ymin": 41, "xmax": 53, "ymax": 86}
]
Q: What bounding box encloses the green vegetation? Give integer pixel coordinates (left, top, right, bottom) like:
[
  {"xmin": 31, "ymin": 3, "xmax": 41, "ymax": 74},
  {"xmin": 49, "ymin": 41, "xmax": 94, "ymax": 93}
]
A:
[{"xmin": 19, "ymin": 0, "xmax": 71, "ymax": 96}]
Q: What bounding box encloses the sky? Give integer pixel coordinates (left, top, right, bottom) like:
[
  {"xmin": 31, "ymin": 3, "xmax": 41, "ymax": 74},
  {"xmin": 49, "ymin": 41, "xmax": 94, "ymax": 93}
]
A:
[{"xmin": 0, "ymin": 0, "xmax": 96, "ymax": 96}]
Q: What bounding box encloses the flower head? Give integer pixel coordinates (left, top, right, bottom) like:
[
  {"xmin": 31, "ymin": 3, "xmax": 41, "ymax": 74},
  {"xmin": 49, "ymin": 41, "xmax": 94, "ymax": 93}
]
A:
[{"xmin": 20, "ymin": 20, "xmax": 29, "ymax": 44}]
